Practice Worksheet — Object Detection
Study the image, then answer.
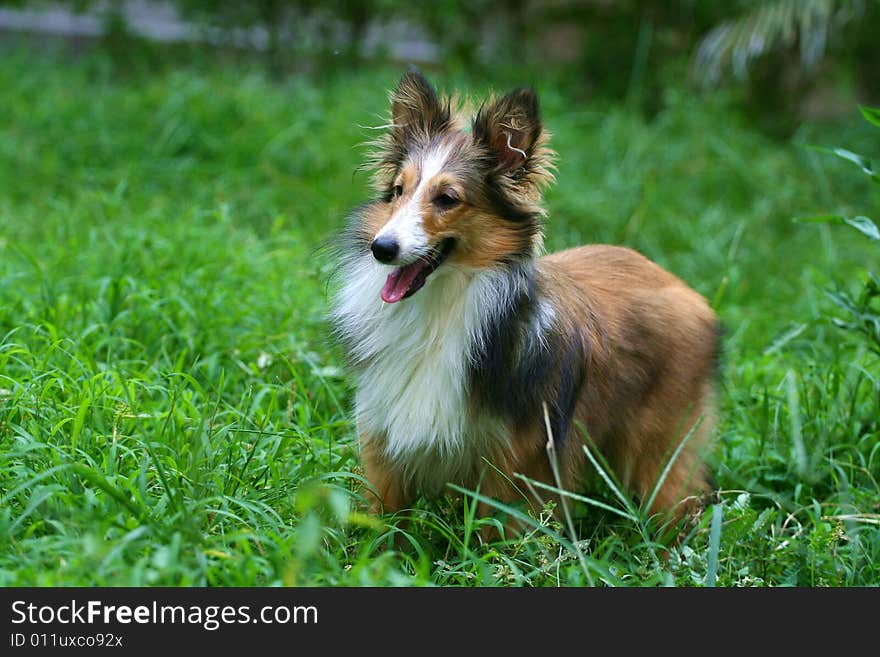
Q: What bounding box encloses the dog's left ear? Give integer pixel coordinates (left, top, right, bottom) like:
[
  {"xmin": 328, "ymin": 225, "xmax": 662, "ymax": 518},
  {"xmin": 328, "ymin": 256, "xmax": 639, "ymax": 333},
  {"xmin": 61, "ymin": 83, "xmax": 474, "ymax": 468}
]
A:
[{"xmin": 473, "ymin": 88, "xmax": 542, "ymax": 175}]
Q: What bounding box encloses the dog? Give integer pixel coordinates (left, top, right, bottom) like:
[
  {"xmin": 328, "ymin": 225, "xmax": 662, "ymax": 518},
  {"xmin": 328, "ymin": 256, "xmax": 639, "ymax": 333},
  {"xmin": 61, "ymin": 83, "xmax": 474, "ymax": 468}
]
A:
[{"xmin": 330, "ymin": 69, "xmax": 720, "ymax": 536}]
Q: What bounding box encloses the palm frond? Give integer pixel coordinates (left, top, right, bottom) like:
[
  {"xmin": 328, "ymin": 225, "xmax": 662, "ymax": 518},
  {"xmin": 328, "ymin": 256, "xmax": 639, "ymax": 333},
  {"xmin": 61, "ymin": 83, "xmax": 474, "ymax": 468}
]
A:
[{"xmin": 693, "ymin": 0, "xmax": 865, "ymax": 86}]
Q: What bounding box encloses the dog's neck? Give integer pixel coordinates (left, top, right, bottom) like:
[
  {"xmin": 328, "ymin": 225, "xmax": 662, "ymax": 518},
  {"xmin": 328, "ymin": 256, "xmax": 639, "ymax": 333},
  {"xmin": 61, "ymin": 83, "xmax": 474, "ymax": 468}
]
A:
[{"xmin": 331, "ymin": 255, "xmax": 542, "ymax": 488}]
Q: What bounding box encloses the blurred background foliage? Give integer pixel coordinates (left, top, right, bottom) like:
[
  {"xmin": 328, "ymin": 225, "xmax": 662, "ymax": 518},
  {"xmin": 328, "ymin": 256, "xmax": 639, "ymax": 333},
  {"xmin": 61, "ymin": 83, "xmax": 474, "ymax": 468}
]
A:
[
  {"xmin": 2, "ymin": 1, "xmax": 878, "ymax": 587},
  {"xmin": 1, "ymin": 0, "xmax": 877, "ymax": 132}
]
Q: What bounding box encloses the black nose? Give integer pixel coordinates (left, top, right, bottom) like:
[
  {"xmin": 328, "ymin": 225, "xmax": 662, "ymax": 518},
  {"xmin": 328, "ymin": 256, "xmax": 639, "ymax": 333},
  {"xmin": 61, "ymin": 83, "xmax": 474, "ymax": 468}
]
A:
[{"xmin": 371, "ymin": 236, "xmax": 399, "ymax": 263}]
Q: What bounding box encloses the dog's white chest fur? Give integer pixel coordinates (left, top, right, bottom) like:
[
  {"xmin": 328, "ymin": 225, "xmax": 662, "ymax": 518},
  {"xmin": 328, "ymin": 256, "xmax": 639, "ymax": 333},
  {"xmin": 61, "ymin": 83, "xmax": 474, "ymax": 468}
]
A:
[{"xmin": 332, "ymin": 257, "xmax": 515, "ymax": 492}]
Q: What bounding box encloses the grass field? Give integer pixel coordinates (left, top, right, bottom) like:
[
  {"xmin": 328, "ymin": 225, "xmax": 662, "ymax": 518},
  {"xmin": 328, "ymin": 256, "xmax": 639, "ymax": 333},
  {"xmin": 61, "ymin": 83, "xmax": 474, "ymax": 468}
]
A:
[{"xmin": 1, "ymin": 46, "xmax": 878, "ymax": 586}]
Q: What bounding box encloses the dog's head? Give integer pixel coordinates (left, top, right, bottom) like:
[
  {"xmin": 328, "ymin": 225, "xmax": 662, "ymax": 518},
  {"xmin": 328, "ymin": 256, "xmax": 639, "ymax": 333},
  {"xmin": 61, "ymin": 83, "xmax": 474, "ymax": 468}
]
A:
[{"xmin": 357, "ymin": 69, "xmax": 556, "ymax": 304}]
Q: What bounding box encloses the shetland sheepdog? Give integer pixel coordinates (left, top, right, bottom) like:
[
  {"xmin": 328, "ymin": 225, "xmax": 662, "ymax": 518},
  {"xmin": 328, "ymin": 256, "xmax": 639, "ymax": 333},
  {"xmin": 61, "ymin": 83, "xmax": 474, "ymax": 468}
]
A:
[{"xmin": 331, "ymin": 69, "xmax": 720, "ymax": 534}]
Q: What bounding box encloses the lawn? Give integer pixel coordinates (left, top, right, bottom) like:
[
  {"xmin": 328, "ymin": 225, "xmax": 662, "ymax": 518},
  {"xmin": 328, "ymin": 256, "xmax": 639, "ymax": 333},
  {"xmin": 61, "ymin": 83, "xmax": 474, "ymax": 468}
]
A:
[{"xmin": 1, "ymin": 46, "xmax": 878, "ymax": 586}]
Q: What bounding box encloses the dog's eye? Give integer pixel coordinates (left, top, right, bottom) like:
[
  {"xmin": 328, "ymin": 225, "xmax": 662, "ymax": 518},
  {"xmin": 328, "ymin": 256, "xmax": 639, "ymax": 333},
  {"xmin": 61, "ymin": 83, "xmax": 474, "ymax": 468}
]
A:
[
  {"xmin": 391, "ymin": 184, "xmax": 404, "ymax": 199},
  {"xmin": 433, "ymin": 192, "xmax": 460, "ymax": 210}
]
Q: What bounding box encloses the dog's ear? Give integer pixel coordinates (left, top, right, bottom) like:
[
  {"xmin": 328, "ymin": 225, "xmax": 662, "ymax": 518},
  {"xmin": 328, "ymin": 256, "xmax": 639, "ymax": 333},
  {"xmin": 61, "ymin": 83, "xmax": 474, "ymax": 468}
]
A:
[
  {"xmin": 473, "ymin": 88, "xmax": 542, "ymax": 175},
  {"xmin": 390, "ymin": 68, "xmax": 451, "ymax": 142}
]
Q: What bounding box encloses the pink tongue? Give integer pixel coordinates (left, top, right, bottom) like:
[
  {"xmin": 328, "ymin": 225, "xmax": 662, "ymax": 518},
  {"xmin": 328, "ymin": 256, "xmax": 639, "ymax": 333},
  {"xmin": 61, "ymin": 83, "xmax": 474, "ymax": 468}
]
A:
[{"xmin": 381, "ymin": 260, "xmax": 426, "ymax": 304}]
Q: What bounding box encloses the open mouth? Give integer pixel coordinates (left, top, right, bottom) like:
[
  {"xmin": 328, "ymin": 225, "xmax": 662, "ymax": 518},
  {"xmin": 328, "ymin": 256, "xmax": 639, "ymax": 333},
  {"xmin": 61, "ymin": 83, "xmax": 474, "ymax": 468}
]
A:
[{"xmin": 380, "ymin": 238, "xmax": 456, "ymax": 304}]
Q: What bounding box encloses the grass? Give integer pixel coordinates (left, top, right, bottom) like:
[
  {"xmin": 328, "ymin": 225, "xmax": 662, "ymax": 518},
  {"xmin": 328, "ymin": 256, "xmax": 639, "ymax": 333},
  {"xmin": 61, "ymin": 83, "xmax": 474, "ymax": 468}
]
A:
[{"xmin": 1, "ymin": 44, "xmax": 878, "ymax": 586}]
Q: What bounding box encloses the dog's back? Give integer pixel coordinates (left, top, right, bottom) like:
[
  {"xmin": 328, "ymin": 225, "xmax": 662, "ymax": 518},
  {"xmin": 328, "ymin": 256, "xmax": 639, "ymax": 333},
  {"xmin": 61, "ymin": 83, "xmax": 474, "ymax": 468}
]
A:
[{"xmin": 536, "ymin": 245, "xmax": 719, "ymax": 517}]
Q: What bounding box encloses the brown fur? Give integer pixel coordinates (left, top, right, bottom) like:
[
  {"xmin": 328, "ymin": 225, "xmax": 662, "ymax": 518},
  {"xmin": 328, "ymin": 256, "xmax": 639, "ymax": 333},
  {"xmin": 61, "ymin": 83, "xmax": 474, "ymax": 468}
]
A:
[
  {"xmin": 342, "ymin": 70, "xmax": 719, "ymax": 537},
  {"xmin": 358, "ymin": 246, "xmax": 718, "ymax": 532},
  {"xmin": 517, "ymin": 246, "xmax": 716, "ymax": 519}
]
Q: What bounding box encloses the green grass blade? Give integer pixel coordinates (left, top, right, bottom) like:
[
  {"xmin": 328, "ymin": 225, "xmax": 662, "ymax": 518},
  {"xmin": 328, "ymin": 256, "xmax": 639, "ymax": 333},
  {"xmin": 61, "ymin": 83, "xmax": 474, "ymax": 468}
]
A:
[
  {"xmin": 514, "ymin": 475, "xmax": 638, "ymax": 522},
  {"xmin": 580, "ymin": 441, "xmax": 639, "ymax": 518},
  {"xmin": 859, "ymin": 105, "xmax": 880, "ymax": 128},
  {"xmin": 705, "ymin": 504, "xmax": 723, "ymax": 587},
  {"xmin": 810, "ymin": 146, "xmax": 878, "ymax": 182},
  {"xmin": 643, "ymin": 416, "xmax": 702, "ymax": 515},
  {"xmin": 843, "ymin": 216, "xmax": 880, "ymax": 241},
  {"xmin": 786, "ymin": 370, "xmax": 809, "ymax": 480}
]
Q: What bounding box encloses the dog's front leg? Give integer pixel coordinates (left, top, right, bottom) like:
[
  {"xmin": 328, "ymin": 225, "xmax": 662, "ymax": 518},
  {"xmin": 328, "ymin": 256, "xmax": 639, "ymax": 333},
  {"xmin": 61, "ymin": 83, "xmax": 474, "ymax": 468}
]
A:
[{"xmin": 359, "ymin": 433, "xmax": 407, "ymax": 514}]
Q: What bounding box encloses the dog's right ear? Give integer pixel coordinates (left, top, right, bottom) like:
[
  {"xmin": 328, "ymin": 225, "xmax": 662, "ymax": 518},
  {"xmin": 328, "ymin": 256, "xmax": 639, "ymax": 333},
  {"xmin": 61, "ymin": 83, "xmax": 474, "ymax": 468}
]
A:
[{"xmin": 390, "ymin": 68, "xmax": 451, "ymax": 143}]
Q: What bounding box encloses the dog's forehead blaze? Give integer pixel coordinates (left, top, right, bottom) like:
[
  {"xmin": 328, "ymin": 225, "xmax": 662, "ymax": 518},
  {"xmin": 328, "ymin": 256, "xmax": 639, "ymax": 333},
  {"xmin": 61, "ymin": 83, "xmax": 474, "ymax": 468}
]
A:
[
  {"xmin": 413, "ymin": 139, "xmax": 462, "ymax": 185},
  {"xmin": 419, "ymin": 144, "xmax": 452, "ymax": 180}
]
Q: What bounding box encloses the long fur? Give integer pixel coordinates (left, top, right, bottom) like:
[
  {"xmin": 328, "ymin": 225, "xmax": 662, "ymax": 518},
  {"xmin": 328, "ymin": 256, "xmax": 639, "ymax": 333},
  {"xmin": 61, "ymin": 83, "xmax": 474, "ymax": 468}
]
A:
[{"xmin": 330, "ymin": 69, "xmax": 720, "ymax": 528}]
